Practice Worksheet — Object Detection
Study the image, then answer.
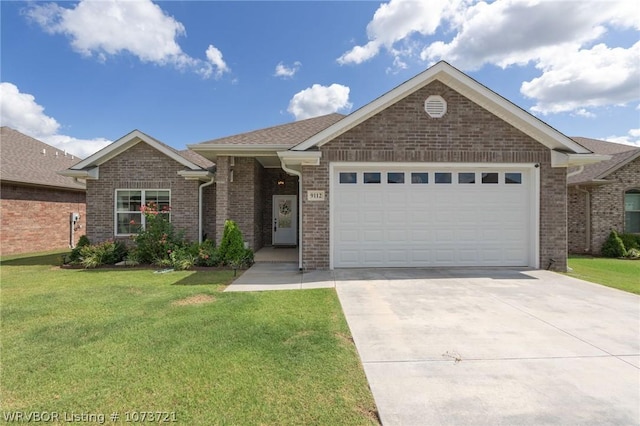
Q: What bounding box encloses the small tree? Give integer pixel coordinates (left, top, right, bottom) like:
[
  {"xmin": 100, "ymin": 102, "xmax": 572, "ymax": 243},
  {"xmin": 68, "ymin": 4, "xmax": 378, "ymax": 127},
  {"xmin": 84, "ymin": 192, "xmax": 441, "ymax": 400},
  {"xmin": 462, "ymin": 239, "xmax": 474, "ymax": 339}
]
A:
[
  {"xmin": 218, "ymin": 220, "xmax": 248, "ymax": 275},
  {"xmin": 601, "ymin": 230, "xmax": 627, "ymax": 258}
]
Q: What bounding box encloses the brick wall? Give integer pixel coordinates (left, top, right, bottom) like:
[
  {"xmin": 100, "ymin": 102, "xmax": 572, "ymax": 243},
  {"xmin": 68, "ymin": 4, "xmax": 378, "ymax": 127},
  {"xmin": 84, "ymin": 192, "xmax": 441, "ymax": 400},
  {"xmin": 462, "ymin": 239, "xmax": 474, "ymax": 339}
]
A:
[
  {"xmin": 1, "ymin": 183, "xmax": 86, "ymax": 255},
  {"xmin": 568, "ymin": 186, "xmax": 589, "ymax": 253},
  {"xmin": 588, "ymin": 158, "xmax": 640, "ymax": 254},
  {"xmin": 301, "ymin": 81, "xmax": 567, "ymax": 271},
  {"xmin": 86, "ymin": 143, "xmax": 202, "ymax": 243}
]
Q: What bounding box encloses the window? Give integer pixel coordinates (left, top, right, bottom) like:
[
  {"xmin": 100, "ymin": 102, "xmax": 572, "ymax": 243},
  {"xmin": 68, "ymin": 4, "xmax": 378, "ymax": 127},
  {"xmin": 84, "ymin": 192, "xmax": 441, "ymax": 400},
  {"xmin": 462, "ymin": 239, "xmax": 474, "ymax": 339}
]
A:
[
  {"xmin": 116, "ymin": 189, "xmax": 170, "ymax": 235},
  {"xmin": 411, "ymin": 172, "xmax": 428, "ymax": 184},
  {"xmin": 387, "ymin": 172, "xmax": 405, "ymax": 184},
  {"xmin": 481, "ymin": 172, "xmax": 499, "ymax": 184},
  {"xmin": 339, "ymin": 172, "xmax": 357, "ymax": 184},
  {"xmin": 435, "ymin": 172, "xmax": 452, "ymax": 184},
  {"xmin": 625, "ymin": 189, "xmax": 640, "ymax": 233},
  {"xmin": 364, "ymin": 172, "xmax": 381, "ymax": 184},
  {"xmin": 458, "ymin": 172, "xmax": 475, "ymax": 184},
  {"xmin": 505, "ymin": 173, "xmax": 522, "ymax": 184}
]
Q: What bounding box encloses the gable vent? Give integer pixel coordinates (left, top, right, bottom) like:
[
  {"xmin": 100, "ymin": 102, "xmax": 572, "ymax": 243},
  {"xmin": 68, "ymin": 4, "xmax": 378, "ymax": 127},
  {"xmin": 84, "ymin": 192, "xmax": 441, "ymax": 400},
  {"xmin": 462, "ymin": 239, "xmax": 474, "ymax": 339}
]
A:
[{"xmin": 424, "ymin": 95, "xmax": 447, "ymax": 118}]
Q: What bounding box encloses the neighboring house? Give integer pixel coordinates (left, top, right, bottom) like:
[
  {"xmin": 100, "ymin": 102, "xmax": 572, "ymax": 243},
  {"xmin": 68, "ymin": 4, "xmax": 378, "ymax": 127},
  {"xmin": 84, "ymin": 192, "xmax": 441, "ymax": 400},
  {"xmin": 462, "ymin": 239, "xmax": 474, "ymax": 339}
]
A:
[
  {"xmin": 61, "ymin": 61, "xmax": 605, "ymax": 271},
  {"xmin": 1, "ymin": 127, "xmax": 86, "ymax": 256},
  {"xmin": 568, "ymin": 137, "xmax": 640, "ymax": 254}
]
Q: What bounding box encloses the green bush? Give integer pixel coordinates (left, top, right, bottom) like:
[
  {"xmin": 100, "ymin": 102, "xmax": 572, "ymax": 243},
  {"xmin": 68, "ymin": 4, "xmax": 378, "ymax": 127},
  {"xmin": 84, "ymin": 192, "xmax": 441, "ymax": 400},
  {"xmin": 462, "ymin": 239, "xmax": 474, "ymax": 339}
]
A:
[
  {"xmin": 627, "ymin": 248, "xmax": 640, "ymax": 259},
  {"xmin": 67, "ymin": 235, "xmax": 91, "ymax": 264},
  {"xmin": 601, "ymin": 230, "xmax": 627, "ymax": 258},
  {"xmin": 197, "ymin": 239, "xmax": 220, "ymax": 267},
  {"xmin": 79, "ymin": 240, "xmax": 127, "ymax": 269},
  {"xmin": 620, "ymin": 233, "xmax": 640, "ymax": 251},
  {"xmin": 218, "ymin": 220, "xmax": 253, "ymax": 272},
  {"xmin": 169, "ymin": 247, "xmax": 197, "ymax": 271},
  {"xmin": 134, "ymin": 202, "xmax": 185, "ymax": 265}
]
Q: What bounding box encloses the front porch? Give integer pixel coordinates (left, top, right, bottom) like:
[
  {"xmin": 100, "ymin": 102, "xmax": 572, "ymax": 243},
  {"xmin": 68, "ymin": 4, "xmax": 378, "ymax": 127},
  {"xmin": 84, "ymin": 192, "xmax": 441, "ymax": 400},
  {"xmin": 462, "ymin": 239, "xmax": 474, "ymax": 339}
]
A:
[{"xmin": 254, "ymin": 246, "xmax": 298, "ymax": 263}]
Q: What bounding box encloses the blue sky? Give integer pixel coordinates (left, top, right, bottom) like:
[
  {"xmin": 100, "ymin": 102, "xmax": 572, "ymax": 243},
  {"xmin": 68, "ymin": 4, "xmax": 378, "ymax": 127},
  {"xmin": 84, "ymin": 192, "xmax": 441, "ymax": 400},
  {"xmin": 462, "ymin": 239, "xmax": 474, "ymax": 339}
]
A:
[{"xmin": 1, "ymin": 0, "xmax": 639, "ymax": 158}]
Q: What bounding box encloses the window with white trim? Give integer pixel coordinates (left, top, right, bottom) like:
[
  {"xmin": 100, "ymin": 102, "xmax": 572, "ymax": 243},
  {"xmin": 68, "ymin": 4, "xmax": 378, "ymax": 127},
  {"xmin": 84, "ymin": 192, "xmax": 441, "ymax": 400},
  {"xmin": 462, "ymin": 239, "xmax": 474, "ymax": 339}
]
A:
[
  {"xmin": 115, "ymin": 189, "xmax": 170, "ymax": 235},
  {"xmin": 625, "ymin": 189, "xmax": 640, "ymax": 234}
]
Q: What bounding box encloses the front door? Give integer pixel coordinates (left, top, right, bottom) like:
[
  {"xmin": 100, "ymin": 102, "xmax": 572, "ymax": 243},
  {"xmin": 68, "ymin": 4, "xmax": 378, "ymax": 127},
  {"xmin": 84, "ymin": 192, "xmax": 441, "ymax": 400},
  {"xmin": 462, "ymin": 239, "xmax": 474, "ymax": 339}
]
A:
[{"xmin": 273, "ymin": 195, "xmax": 297, "ymax": 246}]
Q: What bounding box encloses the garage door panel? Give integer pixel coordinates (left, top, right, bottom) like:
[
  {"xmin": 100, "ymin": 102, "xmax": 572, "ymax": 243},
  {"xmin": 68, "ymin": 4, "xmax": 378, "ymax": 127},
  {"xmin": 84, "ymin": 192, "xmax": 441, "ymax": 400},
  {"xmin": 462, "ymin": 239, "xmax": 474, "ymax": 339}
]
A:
[{"xmin": 333, "ymin": 166, "xmax": 532, "ymax": 268}]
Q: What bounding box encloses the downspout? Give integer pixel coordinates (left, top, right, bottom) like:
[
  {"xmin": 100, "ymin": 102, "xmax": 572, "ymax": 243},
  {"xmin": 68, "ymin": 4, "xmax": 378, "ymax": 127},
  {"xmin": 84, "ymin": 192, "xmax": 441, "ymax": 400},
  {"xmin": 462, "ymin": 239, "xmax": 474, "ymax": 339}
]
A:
[
  {"xmin": 567, "ymin": 165, "xmax": 584, "ymax": 178},
  {"xmin": 199, "ymin": 177, "xmax": 216, "ymax": 244},
  {"xmin": 280, "ymin": 161, "xmax": 303, "ymax": 271}
]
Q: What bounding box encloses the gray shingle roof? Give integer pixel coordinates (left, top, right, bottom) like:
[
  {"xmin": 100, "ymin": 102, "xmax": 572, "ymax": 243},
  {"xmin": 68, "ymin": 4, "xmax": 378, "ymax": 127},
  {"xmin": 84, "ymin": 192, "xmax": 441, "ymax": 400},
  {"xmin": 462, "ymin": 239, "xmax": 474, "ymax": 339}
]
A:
[
  {"xmin": 568, "ymin": 137, "xmax": 640, "ymax": 185},
  {"xmin": 194, "ymin": 113, "xmax": 345, "ymax": 147},
  {"xmin": 178, "ymin": 149, "xmax": 214, "ymax": 169},
  {"xmin": 0, "ymin": 127, "xmax": 86, "ymax": 190}
]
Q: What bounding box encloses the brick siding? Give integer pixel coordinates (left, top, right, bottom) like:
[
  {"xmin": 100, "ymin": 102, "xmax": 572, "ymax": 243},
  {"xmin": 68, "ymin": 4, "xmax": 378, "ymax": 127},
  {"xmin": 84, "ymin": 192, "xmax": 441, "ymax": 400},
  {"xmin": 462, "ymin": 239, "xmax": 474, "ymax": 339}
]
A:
[
  {"xmin": 86, "ymin": 143, "xmax": 206, "ymax": 243},
  {"xmin": 301, "ymin": 81, "xmax": 568, "ymax": 271},
  {"xmin": 569, "ymin": 158, "xmax": 640, "ymax": 254},
  {"xmin": 1, "ymin": 183, "xmax": 86, "ymax": 255}
]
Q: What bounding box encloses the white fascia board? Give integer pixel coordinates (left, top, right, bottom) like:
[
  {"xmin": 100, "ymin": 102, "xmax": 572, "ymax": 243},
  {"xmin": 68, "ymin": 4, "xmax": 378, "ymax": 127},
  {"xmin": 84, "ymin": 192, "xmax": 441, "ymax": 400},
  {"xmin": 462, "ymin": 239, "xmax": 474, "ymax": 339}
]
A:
[
  {"xmin": 71, "ymin": 130, "xmax": 202, "ymax": 171},
  {"xmin": 277, "ymin": 150, "xmax": 321, "ymax": 166},
  {"xmin": 551, "ymin": 151, "xmax": 611, "ymax": 167},
  {"xmin": 293, "ymin": 61, "xmax": 588, "ymax": 155},
  {"xmin": 57, "ymin": 167, "xmax": 99, "ymax": 179},
  {"xmin": 177, "ymin": 170, "xmax": 215, "ymax": 181}
]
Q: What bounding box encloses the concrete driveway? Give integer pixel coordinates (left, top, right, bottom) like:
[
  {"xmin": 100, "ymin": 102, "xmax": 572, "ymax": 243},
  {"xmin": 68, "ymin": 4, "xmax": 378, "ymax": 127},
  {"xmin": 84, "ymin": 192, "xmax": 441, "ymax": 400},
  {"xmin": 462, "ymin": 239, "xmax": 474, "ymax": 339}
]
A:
[{"xmin": 335, "ymin": 269, "xmax": 640, "ymax": 426}]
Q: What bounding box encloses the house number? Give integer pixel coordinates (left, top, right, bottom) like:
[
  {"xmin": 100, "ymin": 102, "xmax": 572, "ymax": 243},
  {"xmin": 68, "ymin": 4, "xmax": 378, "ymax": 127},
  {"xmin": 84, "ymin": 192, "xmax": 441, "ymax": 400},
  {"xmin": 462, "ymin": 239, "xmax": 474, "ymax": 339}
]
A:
[{"xmin": 307, "ymin": 190, "xmax": 325, "ymax": 201}]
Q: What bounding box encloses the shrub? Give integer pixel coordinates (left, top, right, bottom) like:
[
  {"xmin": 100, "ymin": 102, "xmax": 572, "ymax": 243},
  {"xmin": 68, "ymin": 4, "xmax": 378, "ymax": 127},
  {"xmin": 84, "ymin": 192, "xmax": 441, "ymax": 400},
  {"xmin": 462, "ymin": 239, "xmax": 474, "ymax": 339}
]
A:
[
  {"xmin": 79, "ymin": 240, "xmax": 127, "ymax": 269},
  {"xmin": 134, "ymin": 202, "xmax": 185, "ymax": 265},
  {"xmin": 67, "ymin": 235, "xmax": 91, "ymax": 264},
  {"xmin": 601, "ymin": 230, "xmax": 627, "ymax": 258},
  {"xmin": 218, "ymin": 220, "xmax": 253, "ymax": 273},
  {"xmin": 620, "ymin": 233, "xmax": 640, "ymax": 251},
  {"xmin": 627, "ymin": 248, "xmax": 640, "ymax": 259},
  {"xmin": 169, "ymin": 247, "xmax": 197, "ymax": 271},
  {"xmin": 197, "ymin": 239, "xmax": 220, "ymax": 267}
]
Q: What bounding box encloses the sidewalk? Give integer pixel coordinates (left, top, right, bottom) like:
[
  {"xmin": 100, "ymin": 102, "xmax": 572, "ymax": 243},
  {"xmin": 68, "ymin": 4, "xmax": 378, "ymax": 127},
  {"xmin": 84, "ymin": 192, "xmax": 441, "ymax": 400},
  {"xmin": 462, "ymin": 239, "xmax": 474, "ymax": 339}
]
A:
[{"xmin": 224, "ymin": 262, "xmax": 335, "ymax": 292}]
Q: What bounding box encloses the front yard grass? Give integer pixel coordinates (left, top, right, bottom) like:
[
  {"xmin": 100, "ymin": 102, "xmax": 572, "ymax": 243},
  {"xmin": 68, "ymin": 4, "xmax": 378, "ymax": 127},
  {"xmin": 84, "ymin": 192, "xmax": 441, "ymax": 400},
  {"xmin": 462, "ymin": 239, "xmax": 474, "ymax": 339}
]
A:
[
  {"xmin": 567, "ymin": 256, "xmax": 640, "ymax": 295},
  {"xmin": 0, "ymin": 252, "xmax": 377, "ymax": 425}
]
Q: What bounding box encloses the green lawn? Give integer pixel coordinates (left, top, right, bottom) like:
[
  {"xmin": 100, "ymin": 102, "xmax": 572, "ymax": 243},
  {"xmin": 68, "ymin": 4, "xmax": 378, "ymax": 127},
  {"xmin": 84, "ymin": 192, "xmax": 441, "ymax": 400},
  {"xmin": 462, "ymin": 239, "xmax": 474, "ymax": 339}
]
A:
[
  {"xmin": 567, "ymin": 256, "xmax": 640, "ymax": 294},
  {"xmin": 0, "ymin": 252, "xmax": 377, "ymax": 425}
]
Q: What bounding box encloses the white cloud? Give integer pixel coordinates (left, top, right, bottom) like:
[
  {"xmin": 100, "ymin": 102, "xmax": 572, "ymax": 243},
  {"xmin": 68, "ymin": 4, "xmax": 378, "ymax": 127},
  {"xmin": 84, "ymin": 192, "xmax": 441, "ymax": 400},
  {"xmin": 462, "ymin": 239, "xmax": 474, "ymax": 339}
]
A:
[
  {"xmin": 204, "ymin": 44, "xmax": 230, "ymax": 78},
  {"xmin": 337, "ymin": 0, "xmax": 452, "ymax": 65},
  {"xmin": 0, "ymin": 82, "xmax": 110, "ymax": 158},
  {"xmin": 521, "ymin": 42, "xmax": 640, "ymax": 114},
  {"xmin": 287, "ymin": 84, "xmax": 352, "ymax": 120},
  {"xmin": 274, "ymin": 61, "xmax": 302, "ymax": 79},
  {"xmin": 340, "ymin": 0, "xmax": 640, "ymax": 116},
  {"xmin": 25, "ymin": 0, "xmax": 229, "ymax": 79},
  {"xmin": 606, "ymin": 128, "xmax": 640, "ymax": 147}
]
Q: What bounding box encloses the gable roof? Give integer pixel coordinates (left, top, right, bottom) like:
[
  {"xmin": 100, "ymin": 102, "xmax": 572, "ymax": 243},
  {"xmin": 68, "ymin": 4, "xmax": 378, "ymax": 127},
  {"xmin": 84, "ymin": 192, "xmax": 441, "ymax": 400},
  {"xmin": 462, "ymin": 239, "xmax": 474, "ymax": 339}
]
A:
[
  {"xmin": 0, "ymin": 127, "xmax": 85, "ymax": 191},
  {"xmin": 568, "ymin": 137, "xmax": 640, "ymax": 185},
  {"xmin": 67, "ymin": 129, "xmax": 211, "ymax": 172},
  {"xmin": 292, "ymin": 61, "xmax": 593, "ymax": 158},
  {"xmin": 190, "ymin": 113, "xmax": 345, "ymax": 150}
]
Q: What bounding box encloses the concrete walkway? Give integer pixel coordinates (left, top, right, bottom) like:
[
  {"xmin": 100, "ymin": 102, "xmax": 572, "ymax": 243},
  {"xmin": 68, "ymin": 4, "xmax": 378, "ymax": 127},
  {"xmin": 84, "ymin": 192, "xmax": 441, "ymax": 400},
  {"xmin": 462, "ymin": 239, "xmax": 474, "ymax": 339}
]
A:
[{"xmin": 224, "ymin": 262, "xmax": 335, "ymax": 292}]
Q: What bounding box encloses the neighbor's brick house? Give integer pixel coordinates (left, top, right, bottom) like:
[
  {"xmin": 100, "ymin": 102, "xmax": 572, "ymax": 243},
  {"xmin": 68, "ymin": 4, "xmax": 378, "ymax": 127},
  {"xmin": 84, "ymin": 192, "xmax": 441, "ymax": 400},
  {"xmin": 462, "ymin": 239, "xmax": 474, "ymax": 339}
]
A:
[
  {"xmin": 1, "ymin": 127, "xmax": 86, "ymax": 256},
  {"xmin": 568, "ymin": 137, "xmax": 640, "ymax": 254},
  {"xmin": 62, "ymin": 62, "xmax": 605, "ymax": 271}
]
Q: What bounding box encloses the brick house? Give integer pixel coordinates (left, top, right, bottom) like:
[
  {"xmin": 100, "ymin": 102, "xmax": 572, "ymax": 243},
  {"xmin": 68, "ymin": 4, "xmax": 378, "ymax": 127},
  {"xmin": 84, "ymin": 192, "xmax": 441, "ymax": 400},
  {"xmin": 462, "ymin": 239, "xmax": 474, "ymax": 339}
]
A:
[
  {"xmin": 1, "ymin": 127, "xmax": 86, "ymax": 256},
  {"xmin": 61, "ymin": 62, "xmax": 605, "ymax": 271},
  {"xmin": 568, "ymin": 137, "xmax": 640, "ymax": 254}
]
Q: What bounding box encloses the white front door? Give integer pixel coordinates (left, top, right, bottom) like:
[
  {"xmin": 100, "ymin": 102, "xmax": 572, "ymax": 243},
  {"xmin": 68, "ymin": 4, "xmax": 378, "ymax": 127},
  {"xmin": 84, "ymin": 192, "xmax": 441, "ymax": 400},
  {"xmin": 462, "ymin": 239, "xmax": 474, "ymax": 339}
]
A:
[{"xmin": 273, "ymin": 195, "xmax": 297, "ymax": 246}]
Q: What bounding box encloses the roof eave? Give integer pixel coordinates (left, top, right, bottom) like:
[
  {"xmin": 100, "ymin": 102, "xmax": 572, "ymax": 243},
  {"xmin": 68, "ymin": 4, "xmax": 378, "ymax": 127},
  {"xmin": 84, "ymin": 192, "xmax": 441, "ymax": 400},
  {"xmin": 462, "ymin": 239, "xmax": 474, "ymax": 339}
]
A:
[
  {"xmin": 57, "ymin": 167, "xmax": 99, "ymax": 180},
  {"xmin": 188, "ymin": 144, "xmax": 294, "ymax": 160},
  {"xmin": 277, "ymin": 150, "xmax": 322, "ymax": 166},
  {"xmin": 177, "ymin": 170, "xmax": 215, "ymax": 182},
  {"xmin": 551, "ymin": 151, "xmax": 611, "ymax": 168}
]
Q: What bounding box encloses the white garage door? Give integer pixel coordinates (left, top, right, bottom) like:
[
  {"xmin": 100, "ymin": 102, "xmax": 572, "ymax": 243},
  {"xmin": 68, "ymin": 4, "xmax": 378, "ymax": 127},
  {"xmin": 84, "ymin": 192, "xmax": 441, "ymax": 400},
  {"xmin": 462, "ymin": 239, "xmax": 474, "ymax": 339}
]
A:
[{"xmin": 332, "ymin": 164, "xmax": 535, "ymax": 268}]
